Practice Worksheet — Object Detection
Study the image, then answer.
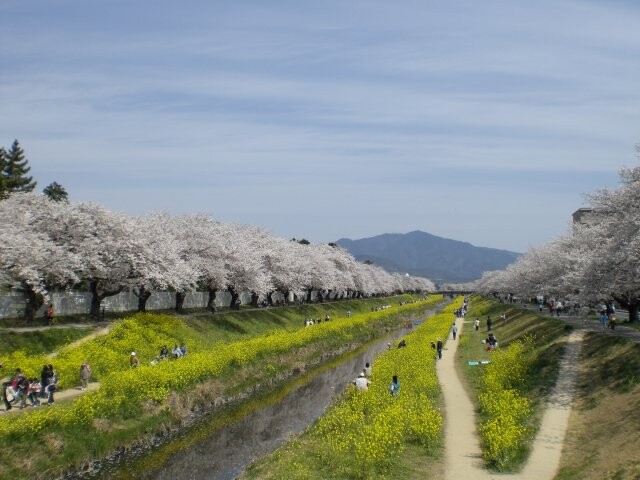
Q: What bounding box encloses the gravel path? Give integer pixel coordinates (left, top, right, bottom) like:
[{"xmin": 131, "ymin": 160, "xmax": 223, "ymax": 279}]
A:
[{"xmin": 438, "ymin": 317, "xmax": 584, "ymax": 480}]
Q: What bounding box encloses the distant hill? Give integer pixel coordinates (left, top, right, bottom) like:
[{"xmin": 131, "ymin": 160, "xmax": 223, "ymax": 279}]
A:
[{"xmin": 336, "ymin": 230, "xmax": 520, "ymax": 285}]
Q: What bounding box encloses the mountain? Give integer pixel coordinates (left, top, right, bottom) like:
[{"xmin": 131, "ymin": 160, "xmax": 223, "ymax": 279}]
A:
[{"xmin": 336, "ymin": 230, "xmax": 520, "ymax": 285}]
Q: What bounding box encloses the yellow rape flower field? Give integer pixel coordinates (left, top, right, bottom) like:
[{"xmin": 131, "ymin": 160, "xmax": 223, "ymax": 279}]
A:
[{"xmin": 243, "ymin": 298, "xmax": 464, "ymax": 480}]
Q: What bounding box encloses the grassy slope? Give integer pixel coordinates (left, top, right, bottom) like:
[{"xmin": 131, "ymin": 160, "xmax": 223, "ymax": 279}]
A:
[
  {"xmin": 455, "ymin": 297, "xmax": 569, "ymax": 471},
  {"xmin": 0, "ymin": 327, "xmax": 99, "ymax": 356},
  {"xmin": 0, "ymin": 296, "xmax": 419, "ymax": 358},
  {"xmin": 556, "ymin": 333, "xmax": 640, "ymax": 480}
]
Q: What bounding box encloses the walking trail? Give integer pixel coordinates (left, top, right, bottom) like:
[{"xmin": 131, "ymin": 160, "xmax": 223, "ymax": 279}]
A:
[{"xmin": 437, "ymin": 316, "xmax": 584, "ymax": 480}]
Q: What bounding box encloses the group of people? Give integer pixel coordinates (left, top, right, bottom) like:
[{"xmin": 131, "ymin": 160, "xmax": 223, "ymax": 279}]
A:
[
  {"xmin": 303, "ymin": 315, "xmax": 331, "ymax": 327},
  {"xmin": 370, "ymin": 305, "xmax": 391, "ymax": 312},
  {"xmin": 2, "ymin": 364, "xmax": 59, "ymax": 411},
  {"xmin": 147, "ymin": 343, "xmax": 188, "ymax": 366},
  {"xmin": 598, "ymin": 302, "xmax": 617, "ymax": 331},
  {"xmin": 352, "ymin": 361, "xmax": 400, "ymax": 396},
  {"xmin": 485, "ymin": 333, "xmax": 498, "ymax": 350},
  {"xmin": 430, "ymin": 338, "xmax": 444, "ymax": 359}
]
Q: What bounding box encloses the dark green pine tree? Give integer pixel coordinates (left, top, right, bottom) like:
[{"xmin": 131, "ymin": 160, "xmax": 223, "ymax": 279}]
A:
[
  {"xmin": 5, "ymin": 139, "xmax": 36, "ymax": 193},
  {"xmin": 43, "ymin": 181, "xmax": 69, "ymax": 202},
  {"xmin": 0, "ymin": 147, "xmax": 7, "ymax": 199}
]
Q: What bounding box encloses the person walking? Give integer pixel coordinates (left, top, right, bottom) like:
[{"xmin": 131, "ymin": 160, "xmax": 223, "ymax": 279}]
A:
[
  {"xmin": 79, "ymin": 361, "xmax": 92, "ymax": 391},
  {"xmin": 45, "ymin": 304, "xmax": 54, "ymax": 325},
  {"xmin": 451, "ymin": 323, "xmax": 458, "ymax": 340},
  {"xmin": 599, "ymin": 311, "xmax": 608, "ymax": 332},
  {"xmin": 474, "ymin": 318, "xmax": 480, "ymax": 331},
  {"xmin": 436, "ymin": 338, "xmax": 443, "ymax": 359},
  {"xmin": 45, "ymin": 364, "xmax": 58, "ymax": 405}
]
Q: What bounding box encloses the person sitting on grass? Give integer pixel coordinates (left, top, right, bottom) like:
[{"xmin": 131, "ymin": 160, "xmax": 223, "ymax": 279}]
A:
[
  {"xmin": 172, "ymin": 345, "xmax": 183, "ymax": 359},
  {"xmin": 159, "ymin": 345, "xmax": 169, "ymax": 359},
  {"xmin": 485, "ymin": 333, "xmax": 498, "ymax": 350}
]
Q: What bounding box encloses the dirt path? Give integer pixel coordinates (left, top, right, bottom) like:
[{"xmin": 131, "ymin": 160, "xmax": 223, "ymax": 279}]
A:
[
  {"xmin": 47, "ymin": 325, "xmax": 112, "ymax": 358},
  {"xmin": 437, "ymin": 317, "xmax": 584, "ymax": 480},
  {"xmin": 1, "ymin": 381, "xmax": 100, "ymax": 414}
]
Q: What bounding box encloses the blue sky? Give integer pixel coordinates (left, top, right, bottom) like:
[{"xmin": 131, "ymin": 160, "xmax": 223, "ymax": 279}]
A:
[{"xmin": 1, "ymin": 0, "xmax": 639, "ymax": 252}]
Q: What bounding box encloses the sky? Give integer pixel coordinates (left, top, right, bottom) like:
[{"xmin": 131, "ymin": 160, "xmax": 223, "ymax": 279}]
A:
[{"xmin": 1, "ymin": 0, "xmax": 639, "ymax": 253}]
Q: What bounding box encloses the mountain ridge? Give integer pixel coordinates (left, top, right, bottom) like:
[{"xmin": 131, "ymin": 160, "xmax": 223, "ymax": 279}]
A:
[{"xmin": 336, "ymin": 230, "xmax": 520, "ymax": 285}]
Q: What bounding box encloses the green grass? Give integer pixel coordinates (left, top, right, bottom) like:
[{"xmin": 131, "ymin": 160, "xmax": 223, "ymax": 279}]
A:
[
  {"xmin": 0, "ymin": 327, "xmax": 99, "ymax": 356},
  {"xmin": 177, "ymin": 295, "xmax": 422, "ymax": 347},
  {"xmin": 456, "ymin": 297, "xmax": 568, "ymax": 472}
]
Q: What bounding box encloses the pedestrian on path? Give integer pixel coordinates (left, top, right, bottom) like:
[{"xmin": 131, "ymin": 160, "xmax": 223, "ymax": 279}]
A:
[
  {"xmin": 79, "ymin": 362, "xmax": 92, "ymax": 391},
  {"xmin": 599, "ymin": 311, "xmax": 608, "ymax": 332},
  {"xmin": 451, "ymin": 323, "xmax": 458, "ymax": 340},
  {"xmin": 45, "ymin": 365, "xmax": 57, "ymax": 405},
  {"xmin": 436, "ymin": 338, "xmax": 443, "ymax": 359},
  {"xmin": 40, "ymin": 365, "xmax": 53, "ymax": 399},
  {"xmin": 474, "ymin": 318, "xmax": 479, "ymax": 331}
]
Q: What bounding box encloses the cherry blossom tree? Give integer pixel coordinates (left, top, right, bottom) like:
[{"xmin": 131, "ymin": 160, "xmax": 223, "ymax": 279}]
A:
[
  {"xmin": 0, "ymin": 193, "xmax": 81, "ymax": 321},
  {"xmin": 481, "ymin": 152, "xmax": 640, "ymax": 322},
  {"xmin": 132, "ymin": 213, "xmax": 198, "ymax": 312}
]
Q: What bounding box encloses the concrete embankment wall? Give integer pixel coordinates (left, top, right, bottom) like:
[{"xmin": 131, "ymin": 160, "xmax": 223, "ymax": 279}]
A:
[{"xmin": 0, "ymin": 289, "xmax": 295, "ymax": 319}]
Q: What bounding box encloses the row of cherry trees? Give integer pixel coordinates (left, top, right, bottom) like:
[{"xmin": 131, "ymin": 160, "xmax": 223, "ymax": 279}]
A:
[
  {"xmin": 476, "ymin": 155, "xmax": 640, "ymax": 322},
  {"xmin": 0, "ymin": 193, "xmax": 435, "ymax": 321}
]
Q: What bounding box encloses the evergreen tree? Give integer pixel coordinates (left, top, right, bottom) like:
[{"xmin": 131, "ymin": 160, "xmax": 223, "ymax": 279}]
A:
[
  {"xmin": 43, "ymin": 181, "xmax": 69, "ymax": 202},
  {"xmin": 4, "ymin": 140, "xmax": 36, "ymax": 193},
  {"xmin": 0, "ymin": 147, "xmax": 7, "ymax": 199}
]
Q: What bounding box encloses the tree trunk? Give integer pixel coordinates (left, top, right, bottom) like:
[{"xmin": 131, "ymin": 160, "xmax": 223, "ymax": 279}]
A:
[
  {"xmin": 250, "ymin": 292, "xmax": 259, "ymax": 308},
  {"xmin": 228, "ymin": 286, "xmax": 240, "ymax": 310},
  {"xmin": 89, "ymin": 281, "xmax": 102, "ymax": 319},
  {"xmin": 317, "ymin": 290, "xmax": 324, "ymax": 303},
  {"xmin": 134, "ymin": 286, "xmax": 152, "ymax": 312},
  {"xmin": 306, "ymin": 289, "xmax": 313, "ymax": 302},
  {"xmin": 283, "ymin": 290, "xmax": 290, "ymax": 305},
  {"xmin": 175, "ymin": 291, "xmax": 186, "ymax": 313},
  {"xmin": 267, "ymin": 291, "xmax": 274, "ymax": 306},
  {"xmin": 207, "ymin": 288, "xmax": 217, "ymax": 312},
  {"xmin": 89, "ymin": 281, "xmax": 123, "ymax": 319},
  {"xmin": 629, "ymin": 301, "xmax": 640, "ymax": 323},
  {"xmin": 21, "ymin": 282, "xmax": 44, "ymax": 323}
]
